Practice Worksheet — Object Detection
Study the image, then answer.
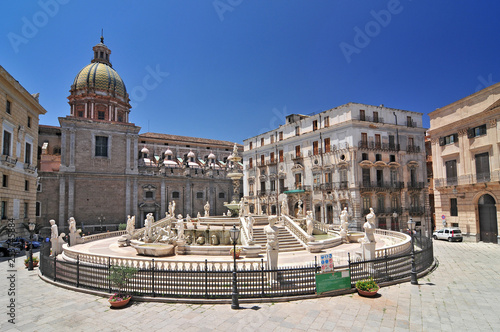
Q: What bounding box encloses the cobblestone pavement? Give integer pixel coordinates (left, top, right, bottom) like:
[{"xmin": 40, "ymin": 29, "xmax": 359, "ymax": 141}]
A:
[{"xmin": 1, "ymin": 240, "xmax": 499, "ymax": 332}]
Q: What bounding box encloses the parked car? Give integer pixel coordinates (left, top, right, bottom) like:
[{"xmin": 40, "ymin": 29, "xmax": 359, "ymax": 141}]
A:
[
  {"xmin": 433, "ymin": 228, "xmax": 463, "ymax": 242},
  {"xmin": 14, "ymin": 237, "xmax": 41, "ymax": 249},
  {"xmin": 0, "ymin": 241, "xmax": 21, "ymax": 257}
]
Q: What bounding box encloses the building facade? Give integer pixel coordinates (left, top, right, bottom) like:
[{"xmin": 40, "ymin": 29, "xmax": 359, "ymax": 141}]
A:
[
  {"xmin": 242, "ymin": 103, "xmax": 429, "ymax": 232},
  {"xmin": 1, "ymin": 65, "xmax": 47, "ymax": 237},
  {"xmin": 37, "ymin": 39, "xmax": 240, "ymax": 233},
  {"xmin": 428, "ymin": 83, "xmax": 500, "ymax": 243}
]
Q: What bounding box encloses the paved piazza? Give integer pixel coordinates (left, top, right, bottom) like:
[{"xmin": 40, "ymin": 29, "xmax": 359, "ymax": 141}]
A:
[{"xmin": 1, "ymin": 240, "xmax": 499, "ymax": 332}]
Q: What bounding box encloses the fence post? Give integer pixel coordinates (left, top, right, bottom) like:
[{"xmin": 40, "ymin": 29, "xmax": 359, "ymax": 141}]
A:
[
  {"xmin": 384, "ymin": 250, "xmax": 389, "ymax": 281},
  {"xmin": 76, "ymin": 254, "xmax": 80, "ymax": 288},
  {"xmin": 152, "ymin": 259, "xmax": 155, "ymax": 297},
  {"xmin": 53, "ymin": 256, "xmax": 57, "ymax": 282},
  {"xmin": 261, "ymin": 258, "xmax": 265, "ymax": 297},
  {"xmin": 205, "ymin": 259, "xmax": 208, "ymax": 299},
  {"xmin": 108, "ymin": 257, "xmax": 111, "ymax": 294}
]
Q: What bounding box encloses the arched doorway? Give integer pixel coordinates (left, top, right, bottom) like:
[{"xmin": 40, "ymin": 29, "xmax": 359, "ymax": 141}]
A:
[{"xmin": 478, "ymin": 194, "xmax": 498, "ymax": 243}]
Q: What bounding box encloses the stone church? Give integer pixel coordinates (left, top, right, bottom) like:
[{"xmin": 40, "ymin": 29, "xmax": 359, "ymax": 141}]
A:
[{"xmin": 37, "ymin": 38, "xmax": 240, "ymax": 233}]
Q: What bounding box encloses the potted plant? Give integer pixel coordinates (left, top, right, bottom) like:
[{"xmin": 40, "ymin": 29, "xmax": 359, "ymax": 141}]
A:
[
  {"xmin": 355, "ymin": 277, "xmax": 379, "ymax": 297},
  {"xmin": 24, "ymin": 256, "xmax": 39, "ymax": 268},
  {"xmin": 107, "ymin": 265, "xmax": 138, "ymax": 308},
  {"xmin": 229, "ymin": 247, "xmax": 242, "ymax": 259}
]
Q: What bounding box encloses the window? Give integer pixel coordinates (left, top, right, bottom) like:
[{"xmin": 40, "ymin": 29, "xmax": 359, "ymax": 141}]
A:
[
  {"xmin": 249, "ymin": 142, "xmax": 252, "ymax": 150},
  {"xmin": 172, "ymin": 192, "xmax": 180, "ymax": 199},
  {"xmin": 270, "ymin": 180, "xmax": 276, "ymax": 192},
  {"xmin": 376, "ymin": 169, "xmax": 383, "ymax": 186},
  {"xmin": 37, "ymin": 182, "xmax": 42, "ymax": 192},
  {"xmin": 35, "ymin": 202, "xmax": 41, "ymax": 217},
  {"xmin": 1, "ymin": 201, "xmax": 6, "ymax": 219},
  {"xmin": 295, "ymin": 145, "xmax": 301, "ymax": 158},
  {"xmin": 295, "ymin": 126, "xmax": 300, "ymax": 136},
  {"xmin": 313, "ymin": 173, "xmax": 321, "ymax": 186},
  {"xmin": 24, "ymin": 202, "xmax": 28, "ymax": 219},
  {"xmin": 375, "ymin": 134, "xmax": 381, "ymax": 148},
  {"xmin": 468, "ymin": 124, "xmax": 487, "ymax": 138},
  {"xmin": 78, "ymin": 111, "xmax": 84, "ymax": 117},
  {"xmin": 339, "ymin": 169, "xmax": 348, "ymax": 187},
  {"xmin": 375, "ymin": 154, "xmax": 381, "ymax": 161},
  {"xmin": 95, "ymin": 136, "xmax": 108, "ymax": 157},
  {"xmin": 25, "ymin": 142, "xmax": 32, "ymax": 164},
  {"xmin": 279, "ymin": 150, "xmax": 283, "ymax": 163},
  {"xmin": 279, "ymin": 131, "xmax": 283, "ymax": 141},
  {"xmin": 475, "ymin": 152, "xmax": 490, "ymax": 182},
  {"xmin": 25, "ymin": 180, "xmax": 29, "ymax": 191},
  {"xmin": 390, "ymin": 154, "xmax": 396, "ymax": 162},
  {"xmin": 270, "ymin": 152, "xmax": 275, "ymax": 163},
  {"xmin": 249, "ymin": 157, "xmax": 253, "ymax": 168},
  {"xmin": 219, "ymin": 192, "xmax": 225, "ymax": 199},
  {"xmin": 439, "ymin": 133, "xmax": 458, "ymax": 146},
  {"xmin": 362, "ymin": 196, "xmax": 371, "ymax": 212},
  {"xmin": 196, "ymin": 192, "xmax": 204, "ymax": 199},
  {"xmin": 295, "ymin": 173, "xmax": 302, "ymax": 188},
  {"xmin": 445, "ymin": 160, "xmax": 457, "ymax": 185},
  {"xmin": 360, "ymin": 109, "xmax": 365, "ymax": 121},
  {"xmin": 390, "ymin": 170, "xmax": 398, "ymax": 186},
  {"xmin": 408, "ymin": 137, "xmax": 414, "ymax": 147},
  {"xmin": 313, "ymin": 141, "xmax": 319, "ymax": 155},
  {"xmin": 279, "ymin": 179, "xmax": 285, "ymax": 193},
  {"xmin": 325, "ymin": 172, "xmax": 332, "ymax": 183},
  {"xmin": 362, "ymin": 168, "xmax": 370, "ymax": 185},
  {"xmin": 260, "ymin": 181, "xmax": 266, "ymax": 192},
  {"xmin": 389, "ymin": 135, "xmax": 395, "ymax": 149},
  {"xmin": 27, "ymin": 116, "xmax": 31, "ymax": 128},
  {"xmin": 324, "ymin": 116, "xmax": 330, "ymax": 127},
  {"xmin": 6, "ymin": 100, "xmax": 11, "ymax": 114},
  {"xmin": 3, "ymin": 130, "xmax": 12, "ymax": 156},
  {"xmin": 407, "ymin": 116, "xmax": 413, "ymax": 127},
  {"xmin": 324, "ymin": 138, "xmax": 330, "ymax": 153},
  {"xmin": 361, "ymin": 132, "xmax": 368, "ymax": 144},
  {"xmin": 260, "ymin": 155, "xmax": 265, "ymax": 165},
  {"xmin": 2, "ymin": 174, "xmax": 7, "ymax": 187},
  {"xmin": 270, "ymin": 135, "xmax": 274, "ymax": 144},
  {"xmin": 260, "ymin": 138, "xmax": 264, "ymax": 146},
  {"xmin": 145, "ymin": 191, "xmax": 154, "ymax": 199},
  {"xmin": 391, "ymin": 196, "xmax": 398, "ymax": 210},
  {"xmin": 313, "ymin": 120, "xmax": 318, "ymax": 131},
  {"xmin": 410, "ymin": 169, "xmax": 417, "ymax": 186},
  {"xmin": 377, "ymin": 195, "xmax": 384, "ymax": 212},
  {"xmin": 450, "ymin": 198, "xmax": 458, "ymax": 217},
  {"xmin": 98, "ymin": 111, "xmax": 105, "ymax": 120},
  {"xmin": 373, "ymin": 111, "xmax": 379, "ymax": 123},
  {"xmin": 362, "ymin": 153, "xmax": 368, "ymax": 161}
]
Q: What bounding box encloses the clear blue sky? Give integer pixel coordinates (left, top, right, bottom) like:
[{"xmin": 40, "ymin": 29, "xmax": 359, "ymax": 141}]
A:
[{"xmin": 2, "ymin": 1, "xmax": 499, "ymax": 143}]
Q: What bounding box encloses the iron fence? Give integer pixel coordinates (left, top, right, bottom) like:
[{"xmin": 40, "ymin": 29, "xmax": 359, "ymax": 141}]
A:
[{"xmin": 40, "ymin": 239, "xmax": 434, "ymax": 300}]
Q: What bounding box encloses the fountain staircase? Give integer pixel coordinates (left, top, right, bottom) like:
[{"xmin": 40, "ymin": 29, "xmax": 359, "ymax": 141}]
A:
[{"xmin": 251, "ymin": 225, "xmax": 306, "ymax": 252}]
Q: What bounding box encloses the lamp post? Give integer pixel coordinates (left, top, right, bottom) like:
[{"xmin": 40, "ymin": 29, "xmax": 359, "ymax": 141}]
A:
[
  {"xmin": 229, "ymin": 224, "xmax": 240, "ymax": 310},
  {"xmin": 392, "ymin": 211, "xmax": 398, "ymax": 231},
  {"xmin": 407, "ymin": 217, "xmax": 418, "ymax": 285},
  {"xmin": 28, "ymin": 221, "xmax": 35, "ymax": 271}
]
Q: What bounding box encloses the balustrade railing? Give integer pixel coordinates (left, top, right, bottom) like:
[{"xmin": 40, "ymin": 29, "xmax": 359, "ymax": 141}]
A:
[{"xmin": 282, "ymin": 215, "xmax": 313, "ymax": 245}]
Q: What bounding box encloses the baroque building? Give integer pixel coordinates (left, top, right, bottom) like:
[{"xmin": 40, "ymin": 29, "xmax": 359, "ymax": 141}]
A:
[
  {"xmin": 242, "ymin": 103, "xmax": 429, "ymax": 232},
  {"xmin": 37, "ymin": 38, "xmax": 240, "ymax": 233},
  {"xmin": 428, "ymin": 83, "xmax": 500, "ymax": 243},
  {"xmin": 0, "ymin": 65, "xmax": 47, "ymax": 237}
]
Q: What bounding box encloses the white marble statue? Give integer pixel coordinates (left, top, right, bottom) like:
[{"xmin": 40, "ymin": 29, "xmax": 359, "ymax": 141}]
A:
[
  {"xmin": 363, "ymin": 208, "xmax": 376, "ymax": 243},
  {"xmin": 145, "ymin": 213, "xmax": 154, "ymax": 242},
  {"xmin": 50, "ymin": 219, "xmax": 58, "ymax": 240},
  {"xmin": 50, "ymin": 219, "xmax": 65, "ymax": 256},
  {"xmin": 297, "ymin": 199, "xmax": 303, "ymax": 217},
  {"xmin": 68, "ymin": 217, "xmax": 77, "ymax": 246},
  {"xmin": 168, "ymin": 202, "xmax": 172, "ymax": 216},
  {"xmin": 171, "ymin": 201, "xmax": 176, "ymax": 216},
  {"xmin": 305, "ymin": 211, "xmax": 314, "ymax": 236},
  {"xmin": 186, "ymin": 214, "xmax": 191, "ymax": 225},
  {"xmin": 126, "ymin": 215, "xmax": 136, "ymax": 235},
  {"xmin": 204, "ymin": 201, "xmax": 210, "ymax": 217},
  {"xmin": 340, "ymin": 208, "xmax": 349, "ymax": 231},
  {"xmin": 196, "ymin": 212, "xmax": 201, "ymax": 227},
  {"xmin": 176, "ymin": 214, "xmax": 185, "ymax": 240},
  {"xmin": 239, "ymin": 198, "xmax": 245, "ymax": 217},
  {"xmin": 264, "ymin": 215, "xmax": 279, "ymax": 283},
  {"xmin": 281, "ymin": 198, "xmax": 289, "ymax": 216},
  {"xmin": 247, "ymin": 215, "xmax": 254, "ymax": 239}
]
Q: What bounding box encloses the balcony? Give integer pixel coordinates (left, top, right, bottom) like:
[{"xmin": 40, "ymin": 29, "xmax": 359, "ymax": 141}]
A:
[
  {"xmin": 407, "ymin": 182, "xmax": 424, "ymax": 190},
  {"xmin": 406, "ymin": 145, "xmax": 421, "ymax": 153},
  {"xmin": 476, "ymin": 172, "xmax": 490, "ymax": 183},
  {"xmin": 291, "ymin": 152, "xmax": 303, "ymax": 160},
  {"xmin": 360, "ymin": 181, "xmax": 404, "ymax": 192},
  {"xmin": 24, "ymin": 163, "xmax": 37, "ymax": 173},
  {"xmin": 1, "ymin": 155, "xmax": 17, "ymax": 167},
  {"xmin": 435, "ymin": 172, "xmax": 499, "ymax": 188},
  {"xmin": 266, "ymin": 159, "xmax": 277, "ymax": 166},
  {"xmin": 358, "ymin": 141, "xmax": 400, "ymax": 151},
  {"xmin": 406, "ymin": 120, "xmax": 418, "ymax": 128},
  {"xmin": 407, "ymin": 207, "xmax": 425, "ymax": 215},
  {"xmin": 248, "ymin": 191, "xmax": 254, "ymax": 197},
  {"xmin": 364, "ymin": 207, "xmax": 403, "ymax": 215},
  {"xmin": 357, "ymin": 115, "xmax": 385, "ymax": 123}
]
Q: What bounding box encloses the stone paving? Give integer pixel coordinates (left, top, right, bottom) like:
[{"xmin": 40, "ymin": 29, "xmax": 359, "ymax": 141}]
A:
[{"xmin": 1, "ymin": 240, "xmax": 499, "ymax": 331}]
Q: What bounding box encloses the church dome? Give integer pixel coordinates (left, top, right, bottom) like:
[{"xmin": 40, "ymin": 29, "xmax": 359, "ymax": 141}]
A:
[{"xmin": 72, "ymin": 62, "xmax": 127, "ymax": 98}]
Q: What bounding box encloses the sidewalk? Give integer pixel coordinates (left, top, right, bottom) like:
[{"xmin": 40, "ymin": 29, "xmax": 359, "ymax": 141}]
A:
[{"xmin": 1, "ymin": 241, "xmax": 499, "ymax": 331}]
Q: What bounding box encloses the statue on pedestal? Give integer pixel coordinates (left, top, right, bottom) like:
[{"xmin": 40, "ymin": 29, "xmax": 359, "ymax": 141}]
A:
[
  {"xmin": 305, "ymin": 211, "xmax": 314, "ymax": 236},
  {"xmin": 363, "ymin": 208, "xmax": 376, "ymax": 243},
  {"xmin": 264, "ymin": 215, "xmax": 279, "ymax": 284},
  {"xmin": 204, "ymin": 201, "xmax": 210, "ymax": 217}
]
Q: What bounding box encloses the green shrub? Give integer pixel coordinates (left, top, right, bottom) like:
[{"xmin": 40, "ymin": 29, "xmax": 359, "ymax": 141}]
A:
[{"xmin": 355, "ymin": 277, "xmax": 378, "ymax": 291}]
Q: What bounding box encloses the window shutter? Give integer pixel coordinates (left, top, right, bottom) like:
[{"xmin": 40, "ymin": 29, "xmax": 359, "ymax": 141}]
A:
[
  {"xmin": 453, "ymin": 133, "xmax": 458, "ymax": 143},
  {"xmin": 467, "ymin": 128, "xmax": 474, "ymax": 138},
  {"xmin": 439, "ymin": 137, "xmax": 445, "ymax": 146}
]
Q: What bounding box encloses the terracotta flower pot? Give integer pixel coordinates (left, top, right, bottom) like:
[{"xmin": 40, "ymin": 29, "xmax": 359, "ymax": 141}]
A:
[
  {"xmin": 356, "ymin": 287, "xmax": 379, "ymax": 297},
  {"xmin": 108, "ymin": 296, "xmax": 131, "ymax": 308}
]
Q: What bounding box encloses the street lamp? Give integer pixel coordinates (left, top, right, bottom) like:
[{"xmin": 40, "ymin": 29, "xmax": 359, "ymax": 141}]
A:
[
  {"xmin": 407, "ymin": 217, "xmax": 418, "ymax": 285},
  {"xmin": 28, "ymin": 221, "xmax": 35, "ymax": 271},
  {"xmin": 392, "ymin": 211, "xmax": 398, "ymax": 231},
  {"xmin": 229, "ymin": 224, "xmax": 240, "ymax": 310}
]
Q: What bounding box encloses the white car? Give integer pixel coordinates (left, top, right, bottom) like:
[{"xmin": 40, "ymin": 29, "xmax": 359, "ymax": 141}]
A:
[{"xmin": 432, "ymin": 228, "xmax": 463, "ymax": 242}]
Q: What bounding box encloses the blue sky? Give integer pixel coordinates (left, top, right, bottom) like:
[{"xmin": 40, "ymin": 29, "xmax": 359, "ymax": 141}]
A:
[{"xmin": 1, "ymin": 1, "xmax": 499, "ymax": 143}]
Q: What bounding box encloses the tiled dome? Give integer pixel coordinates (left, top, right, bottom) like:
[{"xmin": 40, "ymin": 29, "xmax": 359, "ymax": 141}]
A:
[{"xmin": 73, "ymin": 62, "xmax": 127, "ymax": 98}]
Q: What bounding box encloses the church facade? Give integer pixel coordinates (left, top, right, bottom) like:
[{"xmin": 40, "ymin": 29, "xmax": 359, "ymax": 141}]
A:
[{"xmin": 37, "ymin": 39, "xmax": 240, "ymax": 233}]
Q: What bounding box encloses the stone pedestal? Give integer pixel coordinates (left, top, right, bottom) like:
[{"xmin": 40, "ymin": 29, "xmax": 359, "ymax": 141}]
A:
[
  {"xmin": 243, "ymin": 245, "xmax": 261, "ymax": 258},
  {"xmin": 340, "ymin": 229, "xmax": 348, "ymax": 243},
  {"xmin": 361, "ymin": 241, "xmax": 376, "ymax": 261},
  {"xmin": 176, "ymin": 240, "xmax": 187, "ymax": 255}
]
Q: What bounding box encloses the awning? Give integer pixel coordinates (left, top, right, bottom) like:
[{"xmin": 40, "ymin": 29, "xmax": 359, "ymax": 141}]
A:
[{"xmin": 283, "ymin": 189, "xmax": 305, "ymax": 194}]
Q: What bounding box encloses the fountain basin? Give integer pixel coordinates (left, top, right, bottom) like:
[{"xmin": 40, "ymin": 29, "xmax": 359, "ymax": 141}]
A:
[
  {"xmin": 347, "ymin": 232, "xmax": 364, "ymax": 243},
  {"xmin": 132, "ymin": 243, "xmax": 175, "ymax": 257}
]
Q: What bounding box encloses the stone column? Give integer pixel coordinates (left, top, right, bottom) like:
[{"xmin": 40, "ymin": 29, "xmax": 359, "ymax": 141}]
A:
[{"xmin": 58, "ymin": 177, "xmax": 66, "ymax": 230}]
